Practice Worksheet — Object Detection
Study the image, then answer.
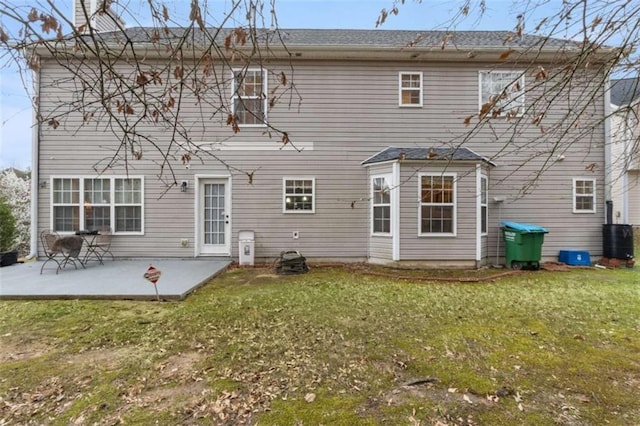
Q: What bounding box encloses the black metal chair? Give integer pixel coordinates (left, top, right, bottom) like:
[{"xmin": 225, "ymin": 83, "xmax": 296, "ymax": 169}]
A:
[
  {"xmin": 40, "ymin": 230, "xmax": 63, "ymax": 274},
  {"xmin": 84, "ymin": 227, "xmax": 114, "ymax": 264},
  {"xmin": 40, "ymin": 230, "xmax": 85, "ymax": 274}
]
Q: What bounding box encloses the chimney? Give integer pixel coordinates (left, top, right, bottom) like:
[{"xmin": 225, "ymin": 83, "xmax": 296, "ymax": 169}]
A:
[{"xmin": 73, "ymin": 0, "xmax": 125, "ymax": 33}]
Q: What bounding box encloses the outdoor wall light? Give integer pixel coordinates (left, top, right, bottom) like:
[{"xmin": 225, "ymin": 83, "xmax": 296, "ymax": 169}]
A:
[{"xmin": 181, "ymin": 180, "xmax": 188, "ymax": 192}]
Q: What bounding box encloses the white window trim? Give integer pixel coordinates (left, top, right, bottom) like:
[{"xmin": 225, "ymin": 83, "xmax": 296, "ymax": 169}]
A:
[
  {"xmin": 572, "ymin": 177, "xmax": 596, "ymax": 213},
  {"xmin": 50, "ymin": 177, "xmax": 79, "ymax": 234},
  {"xmin": 371, "ymin": 174, "xmax": 392, "ymax": 236},
  {"xmin": 50, "ymin": 175, "xmax": 145, "ymax": 235},
  {"xmin": 478, "ymin": 70, "xmax": 525, "ymax": 118},
  {"xmin": 418, "ymin": 172, "xmax": 457, "ymax": 237},
  {"xmin": 398, "ymin": 72, "xmax": 423, "ymax": 107},
  {"xmin": 231, "ymin": 68, "xmax": 268, "ymax": 127},
  {"xmin": 283, "ymin": 177, "xmax": 315, "ymax": 214},
  {"xmin": 480, "ymin": 174, "xmax": 488, "ymax": 236}
]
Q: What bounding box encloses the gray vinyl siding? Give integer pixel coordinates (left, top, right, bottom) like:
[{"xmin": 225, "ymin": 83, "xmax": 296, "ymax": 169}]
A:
[
  {"xmin": 229, "ymin": 157, "xmax": 368, "ymax": 261},
  {"xmin": 35, "ymin": 54, "xmax": 607, "ymax": 263},
  {"xmin": 488, "ymin": 160, "xmax": 605, "ymax": 259},
  {"xmin": 481, "ymin": 236, "xmax": 490, "ymax": 266}
]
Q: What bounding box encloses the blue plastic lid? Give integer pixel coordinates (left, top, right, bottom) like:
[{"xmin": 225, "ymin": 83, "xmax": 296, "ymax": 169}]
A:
[{"xmin": 501, "ymin": 221, "xmax": 548, "ymax": 233}]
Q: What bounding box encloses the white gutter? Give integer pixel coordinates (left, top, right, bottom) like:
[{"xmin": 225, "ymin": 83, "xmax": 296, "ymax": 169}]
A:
[
  {"xmin": 32, "ymin": 39, "xmax": 617, "ymax": 65},
  {"xmin": 27, "ymin": 57, "xmax": 40, "ymax": 259}
]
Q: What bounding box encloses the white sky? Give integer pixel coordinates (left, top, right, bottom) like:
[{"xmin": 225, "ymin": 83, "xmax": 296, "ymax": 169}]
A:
[{"xmin": 0, "ymin": 0, "xmax": 561, "ymax": 170}]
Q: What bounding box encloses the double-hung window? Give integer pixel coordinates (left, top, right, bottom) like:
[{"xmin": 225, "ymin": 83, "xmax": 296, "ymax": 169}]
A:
[
  {"xmin": 573, "ymin": 178, "xmax": 596, "ymax": 213},
  {"xmin": 372, "ymin": 175, "xmax": 392, "ymax": 234},
  {"xmin": 52, "ymin": 178, "xmax": 80, "ymax": 232},
  {"xmin": 480, "ymin": 175, "xmax": 488, "ymax": 234},
  {"xmin": 399, "ymin": 72, "xmax": 423, "ymax": 107},
  {"xmin": 84, "ymin": 178, "xmax": 111, "ymax": 230},
  {"xmin": 283, "ymin": 178, "xmax": 315, "ymax": 213},
  {"xmin": 420, "ymin": 173, "xmax": 456, "ymax": 235},
  {"xmin": 114, "ymin": 178, "xmax": 144, "ymax": 231},
  {"xmin": 479, "ymin": 71, "xmax": 525, "ymax": 117},
  {"xmin": 51, "ymin": 177, "xmax": 144, "ymax": 233},
  {"xmin": 232, "ymin": 68, "xmax": 267, "ymax": 126}
]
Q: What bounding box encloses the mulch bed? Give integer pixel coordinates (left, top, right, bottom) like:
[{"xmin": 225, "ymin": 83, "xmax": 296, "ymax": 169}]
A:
[
  {"xmin": 342, "ymin": 263, "xmax": 551, "ymax": 283},
  {"xmin": 236, "ymin": 261, "xmax": 595, "ymax": 283}
]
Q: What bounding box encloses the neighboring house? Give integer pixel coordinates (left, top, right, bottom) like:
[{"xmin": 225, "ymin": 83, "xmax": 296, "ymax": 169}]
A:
[
  {"xmin": 609, "ymin": 77, "xmax": 640, "ymax": 225},
  {"xmin": 28, "ymin": 10, "xmax": 617, "ymax": 267},
  {"xmin": 73, "ymin": 0, "xmax": 123, "ymax": 33},
  {"xmin": 1, "ymin": 168, "xmax": 30, "ymax": 180}
]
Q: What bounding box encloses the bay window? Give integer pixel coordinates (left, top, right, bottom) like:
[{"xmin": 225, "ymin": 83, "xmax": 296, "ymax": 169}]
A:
[
  {"xmin": 480, "ymin": 175, "xmax": 488, "ymax": 234},
  {"xmin": 372, "ymin": 175, "xmax": 391, "ymax": 234},
  {"xmin": 420, "ymin": 173, "xmax": 456, "ymax": 235}
]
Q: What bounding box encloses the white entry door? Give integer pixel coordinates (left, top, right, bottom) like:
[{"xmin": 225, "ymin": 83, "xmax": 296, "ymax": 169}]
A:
[{"xmin": 199, "ymin": 179, "xmax": 231, "ymax": 255}]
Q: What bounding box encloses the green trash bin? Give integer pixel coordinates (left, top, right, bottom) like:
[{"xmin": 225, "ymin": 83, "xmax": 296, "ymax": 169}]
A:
[{"xmin": 501, "ymin": 221, "xmax": 548, "ymax": 270}]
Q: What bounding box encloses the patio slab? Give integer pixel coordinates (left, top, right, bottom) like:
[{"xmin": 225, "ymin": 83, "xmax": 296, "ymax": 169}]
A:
[{"xmin": 0, "ymin": 258, "xmax": 232, "ymax": 300}]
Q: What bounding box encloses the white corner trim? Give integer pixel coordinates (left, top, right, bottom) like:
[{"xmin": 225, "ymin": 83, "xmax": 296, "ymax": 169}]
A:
[
  {"xmin": 476, "ymin": 165, "xmax": 481, "ymax": 261},
  {"xmin": 392, "ymin": 162, "xmax": 400, "ymax": 261}
]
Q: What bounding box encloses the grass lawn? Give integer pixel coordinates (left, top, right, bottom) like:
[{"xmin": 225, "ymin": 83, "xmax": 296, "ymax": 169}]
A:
[{"xmin": 1, "ymin": 265, "xmax": 639, "ymax": 425}]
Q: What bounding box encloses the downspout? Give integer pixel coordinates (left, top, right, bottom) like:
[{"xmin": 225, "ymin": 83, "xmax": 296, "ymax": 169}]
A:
[
  {"xmin": 27, "ymin": 56, "xmax": 40, "ymax": 259},
  {"xmin": 621, "ymin": 105, "xmax": 634, "ymax": 224},
  {"xmin": 622, "ymin": 173, "xmax": 628, "ymax": 223},
  {"xmin": 603, "ymin": 76, "xmax": 612, "ymax": 224}
]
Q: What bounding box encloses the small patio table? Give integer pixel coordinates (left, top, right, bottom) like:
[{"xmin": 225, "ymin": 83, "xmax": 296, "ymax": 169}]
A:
[{"xmin": 75, "ymin": 230, "xmax": 100, "ymax": 264}]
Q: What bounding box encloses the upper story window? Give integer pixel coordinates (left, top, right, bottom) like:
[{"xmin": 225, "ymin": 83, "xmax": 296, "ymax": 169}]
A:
[
  {"xmin": 52, "ymin": 177, "xmax": 144, "ymax": 234},
  {"xmin": 420, "ymin": 173, "xmax": 456, "ymax": 235},
  {"xmin": 283, "ymin": 178, "xmax": 315, "ymax": 213},
  {"xmin": 479, "ymin": 71, "xmax": 525, "ymax": 118},
  {"xmin": 399, "ymin": 72, "xmax": 423, "ymax": 107},
  {"xmin": 573, "ymin": 178, "xmax": 596, "ymax": 213},
  {"xmin": 232, "ymin": 68, "xmax": 267, "ymax": 126},
  {"xmin": 372, "ymin": 175, "xmax": 392, "ymax": 234}
]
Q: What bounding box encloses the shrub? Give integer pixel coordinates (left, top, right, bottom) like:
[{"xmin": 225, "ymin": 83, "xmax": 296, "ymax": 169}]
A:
[
  {"xmin": 0, "ymin": 169, "xmax": 30, "ymax": 255},
  {"xmin": 0, "ymin": 197, "xmax": 17, "ymax": 252}
]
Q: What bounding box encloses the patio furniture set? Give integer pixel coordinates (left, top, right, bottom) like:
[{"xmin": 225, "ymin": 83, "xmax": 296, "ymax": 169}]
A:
[{"xmin": 40, "ymin": 229, "xmax": 114, "ymax": 274}]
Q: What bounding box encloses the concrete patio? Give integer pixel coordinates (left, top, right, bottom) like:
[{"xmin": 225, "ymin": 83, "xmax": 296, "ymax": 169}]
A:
[{"xmin": 0, "ymin": 258, "xmax": 232, "ymax": 300}]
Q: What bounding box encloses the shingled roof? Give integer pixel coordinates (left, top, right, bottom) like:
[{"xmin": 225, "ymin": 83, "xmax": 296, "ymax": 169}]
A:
[
  {"xmin": 361, "ymin": 146, "xmax": 495, "ymax": 166},
  {"xmin": 115, "ymin": 27, "xmax": 573, "ymax": 50},
  {"xmin": 277, "ymin": 29, "xmax": 571, "ymax": 49}
]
